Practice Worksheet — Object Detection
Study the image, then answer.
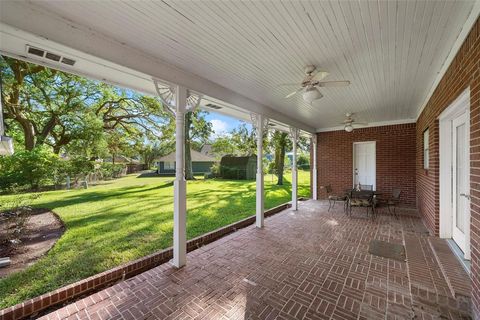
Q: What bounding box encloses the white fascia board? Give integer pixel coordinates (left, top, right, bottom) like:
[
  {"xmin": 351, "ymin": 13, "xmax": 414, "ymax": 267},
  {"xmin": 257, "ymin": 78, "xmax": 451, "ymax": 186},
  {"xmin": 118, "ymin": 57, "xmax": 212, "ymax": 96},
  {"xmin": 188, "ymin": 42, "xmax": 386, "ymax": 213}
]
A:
[
  {"xmin": 0, "ymin": 2, "xmax": 314, "ymax": 133},
  {"xmin": 416, "ymin": 0, "xmax": 480, "ymax": 120},
  {"xmin": 0, "ymin": 25, "xmax": 157, "ymax": 97},
  {"xmin": 316, "ymin": 119, "xmax": 416, "ymax": 133}
]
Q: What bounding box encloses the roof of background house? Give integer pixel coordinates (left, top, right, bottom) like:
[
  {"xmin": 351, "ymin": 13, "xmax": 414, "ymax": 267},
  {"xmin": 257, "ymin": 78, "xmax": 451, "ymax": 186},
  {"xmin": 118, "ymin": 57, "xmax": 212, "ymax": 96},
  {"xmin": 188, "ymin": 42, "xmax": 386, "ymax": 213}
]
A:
[
  {"xmin": 104, "ymin": 155, "xmax": 140, "ymax": 164},
  {"xmin": 200, "ymin": 144, "xmax": 213, "ymax": 156},
  {"xmin": 220, "ymin": 155, "xmax": 257, "ymax": 166},
  {"xmin": 156, "ymin": 149, "xmax": 216, "ymax": 162}
]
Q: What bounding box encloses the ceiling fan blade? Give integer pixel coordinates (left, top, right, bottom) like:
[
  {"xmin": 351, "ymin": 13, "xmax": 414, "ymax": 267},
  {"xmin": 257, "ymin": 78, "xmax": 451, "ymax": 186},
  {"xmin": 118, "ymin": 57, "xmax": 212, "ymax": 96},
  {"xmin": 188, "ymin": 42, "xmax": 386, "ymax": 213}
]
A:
[
  {"xmin": 316, "ymin": 80, "xmax": 350, "ymax": 87},
  {"xmin": 312, "ymin": 71, "xmax": 329, "ymax": 81},
  {"xmin": 285, "ymin": 88, "xmax": 303, "ymax": 98},
  {"xmin": 353, "ymin": 122, "xmax": 368, "ymax": 126}
]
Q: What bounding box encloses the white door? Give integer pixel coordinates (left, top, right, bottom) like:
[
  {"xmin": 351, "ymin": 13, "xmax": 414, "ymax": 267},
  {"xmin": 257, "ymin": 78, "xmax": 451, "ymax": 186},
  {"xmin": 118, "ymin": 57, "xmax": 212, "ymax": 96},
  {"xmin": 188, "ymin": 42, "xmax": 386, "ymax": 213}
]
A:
[
  {"xmin": 353, "ymin": 142, "xmax": 376, "ymax": 189},
  {"xmin": 452, "ymin": 112, "xmax": 470, "ymax": 256}
]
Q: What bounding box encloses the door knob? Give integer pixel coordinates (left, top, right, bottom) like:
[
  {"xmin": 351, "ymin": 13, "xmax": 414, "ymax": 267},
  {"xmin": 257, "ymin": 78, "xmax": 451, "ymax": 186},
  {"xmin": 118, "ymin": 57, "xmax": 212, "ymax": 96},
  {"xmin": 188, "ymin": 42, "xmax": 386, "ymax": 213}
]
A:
[{"xmin": 460, "ymin": 193, "xmax": 471, "ymax": 200}]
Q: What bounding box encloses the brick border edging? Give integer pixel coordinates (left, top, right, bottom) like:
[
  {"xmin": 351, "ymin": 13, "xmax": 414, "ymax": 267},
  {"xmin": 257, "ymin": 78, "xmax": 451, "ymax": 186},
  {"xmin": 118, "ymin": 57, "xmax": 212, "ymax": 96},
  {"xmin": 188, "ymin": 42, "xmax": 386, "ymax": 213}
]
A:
[{"xmin": 0, "ymin": 199, "xmax": 303, "ymax": 320}]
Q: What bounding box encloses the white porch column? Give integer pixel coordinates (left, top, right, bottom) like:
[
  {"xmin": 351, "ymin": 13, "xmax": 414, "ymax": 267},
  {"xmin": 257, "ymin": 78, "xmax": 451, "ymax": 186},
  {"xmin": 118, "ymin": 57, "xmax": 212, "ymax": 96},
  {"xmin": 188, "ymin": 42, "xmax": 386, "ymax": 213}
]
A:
[
  {"xmin": 0, "ymin": 82, "xmax": 14, "ymax": 156},
  {"xmin": 252, "ymin": 113, "xmax": 267, "ymax": 228},
  {"xmin": 290, "ymin": 127, "xmax": 299, "ymax": 210},
  {"xmin": 312, "ymin": 134, "xmax": 318, "ymax": 200},
  {"xmin": 173, "ymin": 85, "xmax": 187, "ymax": 268}
]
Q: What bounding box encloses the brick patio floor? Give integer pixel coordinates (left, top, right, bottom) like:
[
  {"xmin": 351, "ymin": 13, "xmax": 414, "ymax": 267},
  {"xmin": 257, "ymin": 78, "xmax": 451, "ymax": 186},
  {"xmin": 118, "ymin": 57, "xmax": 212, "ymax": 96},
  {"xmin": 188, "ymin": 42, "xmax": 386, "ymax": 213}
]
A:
[{"xmin": 41, "ymin": 200, "xmax": 471, "ymax": 320}]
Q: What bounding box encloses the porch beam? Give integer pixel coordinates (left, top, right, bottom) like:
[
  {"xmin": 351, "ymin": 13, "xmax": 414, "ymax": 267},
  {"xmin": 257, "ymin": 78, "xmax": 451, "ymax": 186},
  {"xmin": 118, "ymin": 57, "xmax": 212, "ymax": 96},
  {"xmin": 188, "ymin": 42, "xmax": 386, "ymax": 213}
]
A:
[
  {"xmin": 312, "ymin": 134, "xmax": 318, "ymax": 200},
  {"xmin": 173, "ymin": 85, "xmax": 187, "ymax": 268},
  {"xmin": 290, "ymin": 127, "xmax": 299, "ymax": 210}
]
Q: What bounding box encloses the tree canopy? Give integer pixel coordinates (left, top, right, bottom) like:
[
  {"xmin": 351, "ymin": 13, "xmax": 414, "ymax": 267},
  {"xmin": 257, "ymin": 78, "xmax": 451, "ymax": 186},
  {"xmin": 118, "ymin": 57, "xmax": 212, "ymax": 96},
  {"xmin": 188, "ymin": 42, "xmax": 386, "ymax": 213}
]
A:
[{"xmin": 0, "ymin": 57, "xmax": 210, "ymax": 161}]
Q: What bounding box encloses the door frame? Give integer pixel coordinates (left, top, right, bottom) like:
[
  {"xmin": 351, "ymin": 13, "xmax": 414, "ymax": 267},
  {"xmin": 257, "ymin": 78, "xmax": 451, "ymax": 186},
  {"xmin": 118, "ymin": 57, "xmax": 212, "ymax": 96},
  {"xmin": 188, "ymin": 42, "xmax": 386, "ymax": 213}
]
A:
[
  {"xmin": 439, "ymin": 87, "xmax": 470, "ymax": 259},
  {"xmin": 352, "ymin": 141, "xmax": 376, "ymax": 190}
]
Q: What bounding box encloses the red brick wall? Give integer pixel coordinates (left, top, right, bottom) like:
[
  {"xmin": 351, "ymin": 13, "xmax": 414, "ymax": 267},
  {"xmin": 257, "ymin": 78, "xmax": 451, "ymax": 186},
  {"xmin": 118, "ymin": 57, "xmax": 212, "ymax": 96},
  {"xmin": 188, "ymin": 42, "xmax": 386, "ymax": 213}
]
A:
[
  {"xmin": 315, "ymin": 123, "xmax": 416, "ymax": 208},
  {"xmin": 416, "ymin": 18, "xmax": 479, "ymax": 318}
]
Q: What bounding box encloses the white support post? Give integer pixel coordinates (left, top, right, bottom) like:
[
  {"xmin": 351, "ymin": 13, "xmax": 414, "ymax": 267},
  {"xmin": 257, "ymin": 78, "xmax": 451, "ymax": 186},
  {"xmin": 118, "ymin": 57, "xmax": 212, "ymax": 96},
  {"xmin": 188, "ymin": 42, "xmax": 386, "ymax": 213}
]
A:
[
  {"xmin": 290, "ymin": 127, "xmax": 299, "ymax": 211},
  {"xmin": 173, "ymin": 85, "xmax": 187, "ymax": 268},
  {"xmin": 0, "ymin": 81, "xmax": 14, "ymax": 156},
  {"xmin": 252, "ymin": 113, "xmax": 267, "ymax": 228},
  {"xmin": 312, "ymin": 134, "xmax": 318, "ymax": 200}
]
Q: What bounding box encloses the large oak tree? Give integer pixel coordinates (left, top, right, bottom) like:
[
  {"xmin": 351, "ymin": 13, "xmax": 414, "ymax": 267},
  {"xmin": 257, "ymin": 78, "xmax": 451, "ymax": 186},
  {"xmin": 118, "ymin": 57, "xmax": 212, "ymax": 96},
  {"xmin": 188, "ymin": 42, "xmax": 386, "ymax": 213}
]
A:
[{"xmin": 0, "ymin": 57, "xmax": 168, "ymax": 156}]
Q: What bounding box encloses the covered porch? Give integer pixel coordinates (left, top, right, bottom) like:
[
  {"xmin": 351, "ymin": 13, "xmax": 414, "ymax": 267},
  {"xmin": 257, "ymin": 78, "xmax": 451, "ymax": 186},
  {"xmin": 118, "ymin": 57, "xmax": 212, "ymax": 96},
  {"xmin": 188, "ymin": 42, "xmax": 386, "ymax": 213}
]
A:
[
  {"xmin": 40, "ymin": 201, "xmax": 470, "ymax": 320},
  {"xmin": 0, "ymin": 1, "xmax": 479, "ymax": 319}
]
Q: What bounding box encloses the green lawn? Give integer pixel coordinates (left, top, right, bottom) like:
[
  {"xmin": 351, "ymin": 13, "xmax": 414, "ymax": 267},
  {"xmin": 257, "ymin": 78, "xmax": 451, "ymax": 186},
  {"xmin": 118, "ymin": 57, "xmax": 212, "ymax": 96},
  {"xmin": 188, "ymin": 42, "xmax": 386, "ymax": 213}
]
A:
[{"xmin": 0, "ymin": 171, "xmax": 310, "ymax": 308}]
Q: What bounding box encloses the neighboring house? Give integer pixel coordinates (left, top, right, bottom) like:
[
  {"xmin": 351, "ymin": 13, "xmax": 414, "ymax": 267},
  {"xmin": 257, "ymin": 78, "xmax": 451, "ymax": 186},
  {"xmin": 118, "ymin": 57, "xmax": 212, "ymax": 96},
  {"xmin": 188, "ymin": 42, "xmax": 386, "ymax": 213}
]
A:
[
  {"xmin": 104, "ymin": 155, "xmax": 139, "ymax": 164},
  {"xmin": 220, "ymin": 155, "xmax": 257, "ymax": 180},
  {"xmin": 200, "ymin": 144, "xmax": 214, "ymax": 157},
  {"xmin": 104, "ymin": 156, "xmax": 144, "ymax": 174},
  {"xmin": 156, "ymin": 149, "xmax": 216, "ymax": 175}
]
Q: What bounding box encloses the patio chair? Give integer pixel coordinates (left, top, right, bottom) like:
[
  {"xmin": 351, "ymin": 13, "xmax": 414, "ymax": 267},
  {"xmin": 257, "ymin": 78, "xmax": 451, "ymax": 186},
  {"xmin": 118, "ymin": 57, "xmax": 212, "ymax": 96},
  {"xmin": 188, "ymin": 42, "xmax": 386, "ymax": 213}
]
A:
[
  {"xmin": 360, "ymin": 184, "xmax": 373, "ymax": 191},
  {"xmin": 377, "ymin": 188, "xmax": 401, "ymax": 218},
  {"xmin": 347, "ymin": 190, "xmax": 375, "ymax": 219},
  {"xmin": 325, "ymin": 185, "xmax": 347, "ymax": 212}
]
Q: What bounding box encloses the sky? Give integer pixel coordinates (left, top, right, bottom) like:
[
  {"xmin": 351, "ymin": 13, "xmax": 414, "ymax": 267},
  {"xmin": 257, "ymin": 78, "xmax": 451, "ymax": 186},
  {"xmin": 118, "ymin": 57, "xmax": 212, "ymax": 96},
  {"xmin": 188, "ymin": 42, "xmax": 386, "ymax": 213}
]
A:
[{"xmin": 204, "ymin": 111, "xmax": 252, "ymax": 137}]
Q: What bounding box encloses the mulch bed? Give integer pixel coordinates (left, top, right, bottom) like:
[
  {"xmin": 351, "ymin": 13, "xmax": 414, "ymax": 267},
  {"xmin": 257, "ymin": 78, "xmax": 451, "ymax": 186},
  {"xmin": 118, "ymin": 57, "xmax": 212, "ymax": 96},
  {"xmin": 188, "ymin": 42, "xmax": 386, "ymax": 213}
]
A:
[{"xmin": 0, "ymin": 208, "xmax": 64, "ymax": 278}]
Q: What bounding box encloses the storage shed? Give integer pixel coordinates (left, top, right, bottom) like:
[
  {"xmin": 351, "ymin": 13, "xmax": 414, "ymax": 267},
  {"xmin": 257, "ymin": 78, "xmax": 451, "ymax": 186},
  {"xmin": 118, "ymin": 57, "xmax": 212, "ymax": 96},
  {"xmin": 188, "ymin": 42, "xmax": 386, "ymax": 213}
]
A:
[
  {"xmin": 220, "ymin": 155, "xmax": 257, "ymax": 180},
  {"xmin": 156, "ymin": 149, "xmax": 216, "ymax": 175}
]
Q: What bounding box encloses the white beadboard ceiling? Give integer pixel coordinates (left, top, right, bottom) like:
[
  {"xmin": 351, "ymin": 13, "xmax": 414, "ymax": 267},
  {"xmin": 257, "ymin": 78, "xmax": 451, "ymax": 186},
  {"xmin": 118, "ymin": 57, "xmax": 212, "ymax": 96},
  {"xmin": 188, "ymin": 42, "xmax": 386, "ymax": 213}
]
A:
[{"xmin": 0, "ymin": 0, "xmax": 477, "ymax": 131}]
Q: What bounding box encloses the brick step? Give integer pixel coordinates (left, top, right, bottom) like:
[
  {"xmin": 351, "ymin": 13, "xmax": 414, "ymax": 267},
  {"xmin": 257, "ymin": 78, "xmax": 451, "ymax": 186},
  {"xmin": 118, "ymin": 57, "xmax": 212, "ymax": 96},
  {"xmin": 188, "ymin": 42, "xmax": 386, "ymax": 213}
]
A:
[{"xmin": 428, "ymin": 237, "xmax": 471, "ymax": 298}]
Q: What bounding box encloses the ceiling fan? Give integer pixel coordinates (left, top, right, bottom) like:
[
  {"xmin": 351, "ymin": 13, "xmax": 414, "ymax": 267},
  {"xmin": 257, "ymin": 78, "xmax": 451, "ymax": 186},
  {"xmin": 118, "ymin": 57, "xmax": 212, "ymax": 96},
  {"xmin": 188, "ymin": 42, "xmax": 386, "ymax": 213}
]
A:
[
  {"xmin": 281, "ymin": 65, "xmax": 350, "ymax": 103},
  {"xmin": 342, "ymin": 113, "xmax": 367, "ymax": 132}
]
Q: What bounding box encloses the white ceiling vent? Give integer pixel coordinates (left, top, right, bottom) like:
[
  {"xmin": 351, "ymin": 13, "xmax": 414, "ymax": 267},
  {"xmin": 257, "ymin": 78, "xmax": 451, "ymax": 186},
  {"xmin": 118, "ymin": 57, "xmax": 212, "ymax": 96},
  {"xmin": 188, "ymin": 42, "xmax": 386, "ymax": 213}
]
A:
[
  {"xmin": 26, "ymin": 45, "xmax": 76, "ymax": 66},
  {"xmin": 205, "ymin": 103, "xmax": 222, "ymax": 110}
]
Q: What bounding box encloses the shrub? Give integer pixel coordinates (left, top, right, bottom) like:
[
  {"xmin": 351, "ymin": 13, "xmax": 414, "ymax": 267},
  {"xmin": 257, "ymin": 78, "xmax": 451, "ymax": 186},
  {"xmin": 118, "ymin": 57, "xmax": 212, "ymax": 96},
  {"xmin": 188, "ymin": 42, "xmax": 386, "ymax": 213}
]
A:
[
  {"xmin": 0, "ymin": 147, "xmax": 60, "ymax": 191},
  {"xmin": 297, "ymin": 154, "xmax": 310, "ymax": 170},
  {"xmin": 210, "ymin": 163, "xmax": 221, "ymax": 177},
  {"xmin": 54, "ymin": 157, "xmax": 95, "ymax": 187},
  {"xmin": 220, "ymin": 166, "xmax": 246, "ymax": 180},
  {"xmin": 0, "ymin": 148, "xmax": 99, "ymax": 191},
  {"xmin": 98, "ymin": 163, "xmax": 126, "ymax": 180},
  {"xmin": 204, "ymin": 172, "xmax": 214, "ymax": 179}
]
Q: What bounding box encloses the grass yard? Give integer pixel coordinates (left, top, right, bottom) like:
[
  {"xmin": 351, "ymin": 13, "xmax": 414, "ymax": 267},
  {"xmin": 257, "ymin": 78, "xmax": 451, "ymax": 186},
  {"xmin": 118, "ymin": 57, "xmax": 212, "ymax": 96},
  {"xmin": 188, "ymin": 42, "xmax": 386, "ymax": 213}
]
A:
[{"xmin": 0, "ymin": 171, "xmax": 310, "ymax": 308}]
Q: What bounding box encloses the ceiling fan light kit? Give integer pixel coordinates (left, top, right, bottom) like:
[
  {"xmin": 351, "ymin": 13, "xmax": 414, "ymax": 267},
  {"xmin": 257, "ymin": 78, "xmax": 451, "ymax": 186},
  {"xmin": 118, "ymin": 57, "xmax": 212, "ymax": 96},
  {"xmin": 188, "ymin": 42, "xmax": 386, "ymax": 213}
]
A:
[
  {"xmin": 341, "ymin": 112, "xmax": 367, "ymax": 132},
  {"xmin": 302, "ymin": 87, "xmax": 323, "ymax": 103},
  {"xmin": 282, "ymin": 65, "xmax": 350, "ymax": 103}
]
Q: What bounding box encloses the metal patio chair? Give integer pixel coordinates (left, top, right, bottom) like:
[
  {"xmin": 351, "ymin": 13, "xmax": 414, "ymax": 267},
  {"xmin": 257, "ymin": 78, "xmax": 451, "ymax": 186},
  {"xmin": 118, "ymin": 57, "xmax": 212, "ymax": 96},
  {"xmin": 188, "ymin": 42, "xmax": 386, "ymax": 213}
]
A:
[
  {"xmin": 325, "ymin": 185, "xmax": 348, "ymax": 213},
  {"xmin": 377, "ymin": 188, "xmax": 401, "ymax": 218},
  {"xmin": 347, "ymin": 190, "xmax": 375, "ymax": 219}
]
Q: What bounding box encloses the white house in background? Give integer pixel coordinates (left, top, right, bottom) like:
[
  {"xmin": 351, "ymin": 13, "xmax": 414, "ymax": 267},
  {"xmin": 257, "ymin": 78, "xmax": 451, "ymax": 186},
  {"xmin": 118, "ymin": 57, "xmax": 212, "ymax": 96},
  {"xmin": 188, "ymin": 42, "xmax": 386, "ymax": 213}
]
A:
[
  {"xmin": 200, "ymin": 144, "xmax": 213, "ymax": 157},
  {"xmin": 155, "ymin": 149, "xmax": 216, "ymax": 176}
]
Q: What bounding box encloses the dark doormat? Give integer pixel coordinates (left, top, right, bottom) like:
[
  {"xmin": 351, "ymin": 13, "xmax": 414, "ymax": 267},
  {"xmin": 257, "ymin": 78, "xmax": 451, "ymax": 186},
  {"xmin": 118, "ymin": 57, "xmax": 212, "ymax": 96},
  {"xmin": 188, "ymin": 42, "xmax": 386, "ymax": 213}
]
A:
[{"xmin": 369, "ymin": 240, "xmax": 406, "ymax": 262}]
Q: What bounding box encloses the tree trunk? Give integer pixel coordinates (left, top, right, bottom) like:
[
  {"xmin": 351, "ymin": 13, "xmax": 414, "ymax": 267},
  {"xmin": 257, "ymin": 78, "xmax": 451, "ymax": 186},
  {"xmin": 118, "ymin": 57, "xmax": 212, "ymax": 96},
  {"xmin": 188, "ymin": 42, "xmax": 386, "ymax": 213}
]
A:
[
  {"xmin": 52, "ymin": 136, "xmax": 71, "ymax": 155},
  {"xmin": 17, "ymin": 118, "xmax": 36, "ymax": 151},
  {"xmin": 53, "ymin": 145, "xmax": 61, "ymax": 155},
  {"xmin": 184, "ymin": 112, "xmax": 194, "ymax": 180},
  {"xmin": 36, "ymin": 116, "xmax": 57, "ymax": 146},
  {"xmin": 275, "ymin": 132, "xmax": 288, "ymax": 185}
]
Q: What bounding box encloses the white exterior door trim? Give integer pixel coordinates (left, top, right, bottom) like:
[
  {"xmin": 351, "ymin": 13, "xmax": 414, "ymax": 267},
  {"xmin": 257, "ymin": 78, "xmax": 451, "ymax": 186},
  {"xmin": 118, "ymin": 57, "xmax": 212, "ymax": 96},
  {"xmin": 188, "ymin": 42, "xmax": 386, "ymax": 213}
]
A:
[
  {"xmin": 439, "ymin": 87, "xmax": 470, "ymax": 260},
  {"xmin": 352, "ymin": 141, "xmax": 376, "ymax": 190}
]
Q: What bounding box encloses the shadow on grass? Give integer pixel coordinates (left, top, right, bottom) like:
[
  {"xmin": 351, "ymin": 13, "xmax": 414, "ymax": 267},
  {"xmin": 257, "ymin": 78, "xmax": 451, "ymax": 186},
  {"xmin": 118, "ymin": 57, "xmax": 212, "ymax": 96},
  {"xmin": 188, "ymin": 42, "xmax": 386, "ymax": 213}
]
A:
[
  {"xmin": 33, "ymin": 181, "xmax": 174, "ymax": 211},
  {"xmin": 136, "ymin": 171, "xmax": 168, "ymax": 178}
]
